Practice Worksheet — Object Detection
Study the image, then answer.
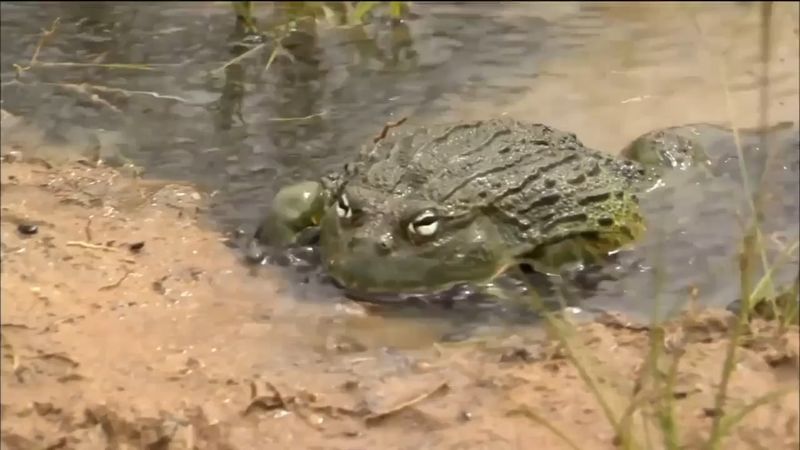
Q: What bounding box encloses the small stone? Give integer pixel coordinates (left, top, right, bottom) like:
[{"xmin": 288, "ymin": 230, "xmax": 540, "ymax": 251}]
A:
[
  {"xmin": 499, "ymin": 347, "xmax": 539, "ymax": 363},
  {"xmin": 17, "ymin": 223, "xmax": 38, "ymax": 235},
  {"xmin": 2, "ymin": 151, "xmax": 22, "ymax": 163}
]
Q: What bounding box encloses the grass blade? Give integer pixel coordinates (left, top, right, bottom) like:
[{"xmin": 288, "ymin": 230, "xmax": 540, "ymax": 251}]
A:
[
  {"xmin": 350, "ymin": 1, "xmax": 380, "ymax": 24},
  {"xmin": 716, "ymin": 387, "xmax": 795, "ymax": 446}
]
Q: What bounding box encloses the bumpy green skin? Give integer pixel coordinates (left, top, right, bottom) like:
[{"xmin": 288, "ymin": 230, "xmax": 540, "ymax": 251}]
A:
[
  {"xmin": 621, "ymin": 125, "xmax": 714, "ymax": 175},
  {"xmin": 256, "ymin": 181, "xmax": 328, "ymax": 246},
  {"xmin": 256, "ymin": 118, "xmax": 712, "ymax": 295}
]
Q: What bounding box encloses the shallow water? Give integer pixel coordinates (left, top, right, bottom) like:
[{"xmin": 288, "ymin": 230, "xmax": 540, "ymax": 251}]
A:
[{"xmin": 2, "ymin": 2, "xmax": 798, "ymax": 327}]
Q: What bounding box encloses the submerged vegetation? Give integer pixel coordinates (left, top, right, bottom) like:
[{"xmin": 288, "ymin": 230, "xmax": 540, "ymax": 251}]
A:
[
  {"xmin": 213, "ymin": 1, "xmax": 418, "ymax": 129},
  {"xmin": 232, "ymin": 1, "xmax": 411, "ymax": 32}
]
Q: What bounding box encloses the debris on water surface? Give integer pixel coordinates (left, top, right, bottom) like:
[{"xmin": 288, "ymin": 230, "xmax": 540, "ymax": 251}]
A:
[{"xmin": 373, "ymin": 116, "xmax": 408, "ymax": 143}]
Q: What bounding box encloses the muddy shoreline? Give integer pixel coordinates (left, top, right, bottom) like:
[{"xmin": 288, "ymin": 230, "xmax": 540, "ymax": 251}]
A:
[{"xmin": 1, "ymin": 141, "xmax": 798, "ymax": 449}]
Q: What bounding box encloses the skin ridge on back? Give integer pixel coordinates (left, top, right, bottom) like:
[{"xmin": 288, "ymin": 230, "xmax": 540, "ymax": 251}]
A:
[{"xmin": 331, "ymin": 118, "xmax": 647, "ymax": 253}]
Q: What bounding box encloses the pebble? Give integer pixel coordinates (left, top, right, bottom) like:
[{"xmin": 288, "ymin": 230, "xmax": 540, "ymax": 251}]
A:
[{"xmin": 17, "ymin": 223, "xmax": 38, "ymax": 235}]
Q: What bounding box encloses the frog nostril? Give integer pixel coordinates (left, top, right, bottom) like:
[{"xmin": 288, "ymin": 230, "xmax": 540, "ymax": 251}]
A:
[{"xmin": 375, "ymin": 235, "xmax": 393, "ymax": 254}]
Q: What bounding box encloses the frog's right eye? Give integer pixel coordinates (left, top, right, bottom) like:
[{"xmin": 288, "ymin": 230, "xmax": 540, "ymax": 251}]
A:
[
  {"xmin": 407, "ymin": 210, "xmax": 439, "ymax": 238},
  {"xmin": 335, "ymin": 193, "xmax": 352, "ymax": 219}
]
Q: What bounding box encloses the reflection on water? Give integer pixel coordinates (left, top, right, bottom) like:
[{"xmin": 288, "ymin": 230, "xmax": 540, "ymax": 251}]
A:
[{"xmin": 1, "ymin": 2, "xmax": 798, "ymax": 338}]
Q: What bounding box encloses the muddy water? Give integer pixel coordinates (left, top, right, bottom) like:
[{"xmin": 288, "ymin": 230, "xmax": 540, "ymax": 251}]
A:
[{"xmin": 1, "ymin": 2, "xmax": 798, "ymax": 329}]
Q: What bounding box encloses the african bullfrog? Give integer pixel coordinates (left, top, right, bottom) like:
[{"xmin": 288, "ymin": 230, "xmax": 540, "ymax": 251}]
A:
[{"xmin": 251, "ymin": 118, "xmax": 797, "ymax": 302}]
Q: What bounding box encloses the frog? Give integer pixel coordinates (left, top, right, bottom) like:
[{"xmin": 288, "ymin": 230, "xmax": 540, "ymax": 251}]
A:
[{"xmin": 251, "ymin": 117, "xmax": 796, "ymax": 302}]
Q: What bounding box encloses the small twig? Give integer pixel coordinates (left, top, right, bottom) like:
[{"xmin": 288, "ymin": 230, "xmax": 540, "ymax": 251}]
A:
[
  {"xmin": 244, "ymin": 380, "xmax": 288, "ymax": 415},
  {"xmin": 364, "ymin": 381, "xmax": 449, "ymax": 425},
  {"xmin": 44, "ymin": 82, "xmax": 199, "ymax": 107},
  {"xmin": 55, "ymin": 83, "xmax": 122, "ymax": 112},
  {"xmin": 212, "ymin": 42, "xmax": 268, "ymax": 75},
  {"xmin": 30, "ymin": 62, "xmax": 156, "ymax": 71},
  {"xmin": 99, "ymin": 269, "xmax": 133, "ymax": 291},
  {"xmin": 14, "ymin": 17, "xmax": 158, "ymax": 78},
  {"xmin": 66, "ymin": 241, "xmax": 117, "ymax": 252},
  {"xmin": 0, "ymin": 323, "xmax": 32, "ymax": 330},
  {"xmin": 263, "ymin": 41, "xmax": 295, "ymax": 73},
  {"xmin": 13, "ymin": 17, "xmax": 61, "ymax": 77},
  {"xmin": 84, "ymin": 216, "xmax": 94, "ymax": 242},
  {"xmin": 31, "ymin": 18, "xmax": 61, "ymax": 65},
  {"xmin": 265, "ymin": 110, "xmax": 327, "ymax": 122},
  {"xmin": 373, "ymin": 117, "xmax": 408, "ymax": 144},
  {"xmin": 33, "ymin": 352, "xmax": 79, "ymax": 368}
]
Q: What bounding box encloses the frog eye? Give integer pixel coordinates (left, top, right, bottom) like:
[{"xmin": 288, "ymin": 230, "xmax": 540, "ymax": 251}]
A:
[
  {"xmin": 408, "ymin": 211, "xmax": 439, "ymax": 237},
  {"xmin": 335, "ymin": 193, "xmax": 352, "ymax": 219}
]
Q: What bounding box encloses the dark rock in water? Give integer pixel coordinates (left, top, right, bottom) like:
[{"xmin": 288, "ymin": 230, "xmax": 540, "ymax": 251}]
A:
[{"xmin": 244, "ymin": 238, "xmax": 268, "ymax": 265}]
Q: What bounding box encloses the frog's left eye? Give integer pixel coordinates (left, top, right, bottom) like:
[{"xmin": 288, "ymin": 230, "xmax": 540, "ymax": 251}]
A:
[
  {"xmin": 407, "ymin": 211, "xmax": 439, "ymax": 237},
  {"xmin": 335, "ymin": 193, "xmax": 352, "ymax": 219}
]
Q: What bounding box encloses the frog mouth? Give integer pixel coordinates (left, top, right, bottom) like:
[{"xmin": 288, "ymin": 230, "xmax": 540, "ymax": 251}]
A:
[{"xmin": 327, "ymin": 275, "xmax": 483, "ymax": 306}]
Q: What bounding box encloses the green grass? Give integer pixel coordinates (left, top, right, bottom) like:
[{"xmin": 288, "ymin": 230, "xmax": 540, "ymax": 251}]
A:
[{"xmin": 513, "ymin": 2, "xmax": 797, "ymax": 449}]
